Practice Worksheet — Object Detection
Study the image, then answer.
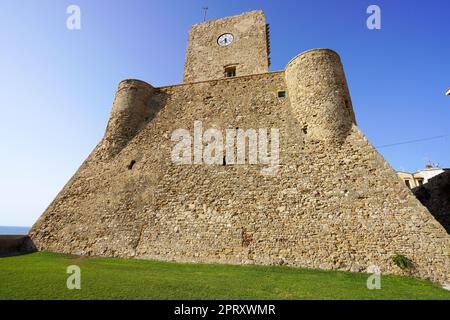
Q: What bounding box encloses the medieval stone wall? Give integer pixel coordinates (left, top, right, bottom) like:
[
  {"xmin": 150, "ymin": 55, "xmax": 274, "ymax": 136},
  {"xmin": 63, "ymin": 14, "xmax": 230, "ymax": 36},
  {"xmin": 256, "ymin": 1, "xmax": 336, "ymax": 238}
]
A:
[{"xmin": 30, "ymin": 50, "xmax": 450, "ymax": 284}]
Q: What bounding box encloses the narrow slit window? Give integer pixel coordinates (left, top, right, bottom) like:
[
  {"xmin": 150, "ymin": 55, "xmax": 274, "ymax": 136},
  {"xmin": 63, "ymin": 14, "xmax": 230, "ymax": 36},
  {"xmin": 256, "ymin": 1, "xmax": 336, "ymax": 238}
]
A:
[
  {"xmin": 345, "ymin": 99, "xmax": 352, "ymax": 112},
  {"xmin": 127, "ymin": 160, "xmax": 136, "ymax": 170}
]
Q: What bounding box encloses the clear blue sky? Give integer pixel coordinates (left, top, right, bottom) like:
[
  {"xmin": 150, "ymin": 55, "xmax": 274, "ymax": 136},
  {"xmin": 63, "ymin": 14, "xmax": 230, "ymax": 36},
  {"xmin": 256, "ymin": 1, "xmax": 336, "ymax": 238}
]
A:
[{"xmin": 1, "ymin": 0, "xmax": 449, "ymax": 226}]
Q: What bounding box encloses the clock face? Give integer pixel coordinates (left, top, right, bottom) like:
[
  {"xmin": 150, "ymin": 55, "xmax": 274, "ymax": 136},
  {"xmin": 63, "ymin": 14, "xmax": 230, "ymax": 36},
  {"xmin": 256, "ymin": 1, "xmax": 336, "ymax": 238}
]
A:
[{"xmin": 217, "ymin": 33, "xmax": 234, "ymax": 46}]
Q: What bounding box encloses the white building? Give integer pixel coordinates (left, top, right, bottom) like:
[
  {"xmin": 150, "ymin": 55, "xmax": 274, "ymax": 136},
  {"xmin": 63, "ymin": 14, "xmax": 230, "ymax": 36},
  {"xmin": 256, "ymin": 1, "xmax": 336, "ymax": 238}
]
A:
[{"xmin": 397, "ymin": 165, "xmax": 448, "ymax": 189}]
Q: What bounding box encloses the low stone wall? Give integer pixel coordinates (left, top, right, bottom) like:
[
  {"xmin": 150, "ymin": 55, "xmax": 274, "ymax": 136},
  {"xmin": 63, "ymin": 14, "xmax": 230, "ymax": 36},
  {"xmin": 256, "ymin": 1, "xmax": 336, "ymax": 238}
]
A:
[
  {"xmin": 413, "ymin": 171, "xmax": 450, "ymax": 234},
  {"xmin": 0, "ymin": 235, "xmax": 36, "ymax": 257}
]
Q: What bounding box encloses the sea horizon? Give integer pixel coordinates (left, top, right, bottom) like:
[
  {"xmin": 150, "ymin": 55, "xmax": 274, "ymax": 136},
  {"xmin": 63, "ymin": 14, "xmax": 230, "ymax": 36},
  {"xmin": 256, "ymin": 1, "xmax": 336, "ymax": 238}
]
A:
[{"xmin": 0, "ymin": 226, "xmax": 31, "ymax": 235}]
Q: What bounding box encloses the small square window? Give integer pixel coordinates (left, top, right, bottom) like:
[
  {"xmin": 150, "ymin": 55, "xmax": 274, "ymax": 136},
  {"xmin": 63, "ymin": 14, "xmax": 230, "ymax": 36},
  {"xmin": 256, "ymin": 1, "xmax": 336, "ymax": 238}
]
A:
[
  {"xmin": 224, "ymin": 66, "xmax": 236, "ymax": 77},
  {"xmin": 278, "ymin": 91, "xmax": 286, "ymax": 98},
  {"xmin": 405, "ymin": 180, "xmax": 411, "ymax": 188}
]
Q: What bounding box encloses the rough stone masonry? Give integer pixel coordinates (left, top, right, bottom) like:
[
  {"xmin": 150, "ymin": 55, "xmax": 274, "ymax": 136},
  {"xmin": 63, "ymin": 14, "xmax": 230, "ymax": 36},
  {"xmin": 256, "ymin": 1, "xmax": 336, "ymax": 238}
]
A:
[{"xmin": 30, "ymin": 10, "xmax": 450, "ymax": 285}]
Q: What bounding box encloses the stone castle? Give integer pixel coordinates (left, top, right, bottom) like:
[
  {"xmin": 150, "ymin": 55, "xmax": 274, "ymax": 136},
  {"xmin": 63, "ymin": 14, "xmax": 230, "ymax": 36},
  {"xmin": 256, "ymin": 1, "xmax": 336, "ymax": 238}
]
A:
[{"xmin": 30, "ymin": 11, "xmax": 450, "ymax": 284}]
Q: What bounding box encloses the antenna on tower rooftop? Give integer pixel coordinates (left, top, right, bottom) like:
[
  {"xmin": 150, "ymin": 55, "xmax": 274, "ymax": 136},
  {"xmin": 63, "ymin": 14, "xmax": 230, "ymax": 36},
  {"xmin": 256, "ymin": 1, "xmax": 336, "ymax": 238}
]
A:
[{"xmin": 202, "ymin": 6, "xmax": 208, "ymax": 22}]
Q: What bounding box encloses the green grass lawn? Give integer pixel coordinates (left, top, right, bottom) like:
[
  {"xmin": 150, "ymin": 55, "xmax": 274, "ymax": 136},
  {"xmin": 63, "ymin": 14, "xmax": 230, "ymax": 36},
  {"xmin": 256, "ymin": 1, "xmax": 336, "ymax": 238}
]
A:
[{"xmin": 0, "ymin": 252, "xmax": 448, "ymax": 300}]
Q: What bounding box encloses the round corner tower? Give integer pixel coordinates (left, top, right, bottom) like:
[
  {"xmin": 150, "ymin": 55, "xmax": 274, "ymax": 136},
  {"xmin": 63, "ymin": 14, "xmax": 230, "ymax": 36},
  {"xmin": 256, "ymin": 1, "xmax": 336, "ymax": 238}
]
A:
[
  {"xmin": 285, "ymin": 49, "xmax": 356, "ymax": 143},
  {"xmin": 102, "ymin": 79, "xmax": 157, "ymax": 159}
]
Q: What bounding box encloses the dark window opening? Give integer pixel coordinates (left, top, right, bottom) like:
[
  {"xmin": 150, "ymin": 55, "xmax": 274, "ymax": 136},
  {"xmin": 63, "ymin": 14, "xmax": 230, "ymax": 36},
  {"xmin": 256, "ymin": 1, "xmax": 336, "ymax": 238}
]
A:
[
  {"xmin": 222, "ymin": 156, "xmax": 226, "ymax": 166},
  {"xmin": 344, "ymin": 99, "xmax": 352, "ymax": 116},
  {"xmin": 417, "ymin": 179, "xmax": 424, "ymax": 186},
  {"xmin": 302, "ymin": 125, "xmax": 308, "ymax": 135},
  {"xmin": 127, "ymin": 160, "xmax": 136, "ymax": 170},
  {"xmin": 405, "ymin": 180, "xmax": 411, "ymax": 188},
  {"xmin": 225, "ymin": 66, "xmax": 236, "ymax": 78},
  {"xmin": 278, "ymin": 91, "xmax": 286, "ymax": 98}
]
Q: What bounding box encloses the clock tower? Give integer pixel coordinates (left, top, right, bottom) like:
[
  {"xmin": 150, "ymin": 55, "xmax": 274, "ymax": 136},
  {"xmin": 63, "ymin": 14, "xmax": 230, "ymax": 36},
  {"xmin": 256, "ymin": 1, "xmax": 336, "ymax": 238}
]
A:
[{"xmin": 183, "ymin": 10, "xmax": 270, "ymax": 83}]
